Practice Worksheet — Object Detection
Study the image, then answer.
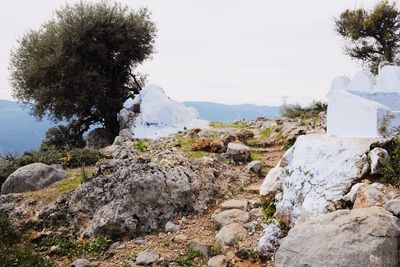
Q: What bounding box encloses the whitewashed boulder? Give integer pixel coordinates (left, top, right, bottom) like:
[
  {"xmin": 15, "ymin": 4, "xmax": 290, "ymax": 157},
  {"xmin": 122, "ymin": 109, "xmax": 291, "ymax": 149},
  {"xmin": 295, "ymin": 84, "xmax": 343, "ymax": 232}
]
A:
[
  {"xmin": 369, "ymin": 147, "xmax": 390, "ymax": 174},
  {"xmin": 256, "ymin": 224, "xmax": 285, "ymax": 257},
  {"xmin": 260, "ymin": 135, "xmax": 380, "ymax": 226},
  {"xmin": 1, "ymin": 163, "xmax": 68, "ymax": 194},
  {"xmin": 275, "ymin": 207, "xmax": 400, "ymax": 267},
  {"xmin": 328, "ymin": 66, "xmax": 400, "ymax": 138}
]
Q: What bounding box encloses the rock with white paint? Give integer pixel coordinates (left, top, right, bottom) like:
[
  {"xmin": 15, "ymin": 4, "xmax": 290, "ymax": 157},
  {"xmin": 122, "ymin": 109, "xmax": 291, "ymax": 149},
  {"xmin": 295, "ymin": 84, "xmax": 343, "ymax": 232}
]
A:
[
  {"xmin": 257, "ymin": 224, "xmax": 285, "ymax": 257},
  {"xmin": 369, "ymin": 147, "xmax": 390, "ymax": 174},
  {"xmin": 260, "ymin": 134, "xmax": 380, "ymax": 226}
]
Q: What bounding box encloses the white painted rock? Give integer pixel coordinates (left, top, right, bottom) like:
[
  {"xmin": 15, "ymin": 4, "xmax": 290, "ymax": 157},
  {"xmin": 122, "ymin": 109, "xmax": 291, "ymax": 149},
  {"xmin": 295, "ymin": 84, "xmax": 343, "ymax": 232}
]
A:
[
  {"xmin": 260, "ymin": 134, "xmax": 381, "ymax": 226},
  {"xmin": 369, "ymin": 147, "xmax": 390, "ymax": 174},
  {"xmin": 257, "ymin": 224, "xmax": 285, "ymax": 257}
]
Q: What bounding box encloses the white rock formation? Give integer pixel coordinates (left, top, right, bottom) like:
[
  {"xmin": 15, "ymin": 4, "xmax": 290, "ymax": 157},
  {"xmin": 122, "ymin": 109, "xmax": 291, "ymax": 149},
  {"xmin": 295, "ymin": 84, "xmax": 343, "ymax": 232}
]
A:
[
  {"xmin": 260, "ymin": 134, "xmax": 382, "ymax": 226},
  {"xmin": 121, "ymin": 85, "xmax": 209, "ymax": 139},
  {"xmin": 328, "ymin": 66, "xmax": 400, "ymax": 138}
]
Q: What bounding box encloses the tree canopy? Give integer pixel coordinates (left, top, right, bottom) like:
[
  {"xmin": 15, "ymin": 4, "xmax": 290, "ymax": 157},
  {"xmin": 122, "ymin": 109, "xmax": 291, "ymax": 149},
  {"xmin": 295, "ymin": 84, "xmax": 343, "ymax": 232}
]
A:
[
  {"xmin": 10, "ymin": 1, "xmax": 157, "ymax": 138},
  {"xmin": 335, "ymin": 1, "xmax": 400, "ymax": 73}
]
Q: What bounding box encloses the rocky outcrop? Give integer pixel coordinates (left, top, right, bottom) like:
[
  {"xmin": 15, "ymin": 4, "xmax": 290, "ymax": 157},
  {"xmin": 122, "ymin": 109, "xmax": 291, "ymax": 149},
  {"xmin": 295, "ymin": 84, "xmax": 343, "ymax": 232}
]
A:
[
  {"xmin": 1, "ymin": 163, "xmax": 67, "ymax": 194},
  {"xmin": 225, "ymin": 143, "xmax": 251, "ymax": 163},
  {"xmin": 275, "ymin": 207, "xmax": 400, "ymax": 267},
  {"xmin": 260, "ymin": 134, "xmax": 383, "ymax": 226},
  {"xmin": 38, "ymin": 142, "xmax": 232, "ymax": 239}
]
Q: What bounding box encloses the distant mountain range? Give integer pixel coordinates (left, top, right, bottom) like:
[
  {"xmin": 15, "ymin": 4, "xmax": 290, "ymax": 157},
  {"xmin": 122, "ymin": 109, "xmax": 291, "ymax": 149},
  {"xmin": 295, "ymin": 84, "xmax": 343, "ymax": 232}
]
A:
[
  {"xmin": 183, "ymin": 101, "xmax": 280, "ymax": 122},
  {"xmin": 0, "ymin": 100, "xmax": 280, "ymax": 154}
]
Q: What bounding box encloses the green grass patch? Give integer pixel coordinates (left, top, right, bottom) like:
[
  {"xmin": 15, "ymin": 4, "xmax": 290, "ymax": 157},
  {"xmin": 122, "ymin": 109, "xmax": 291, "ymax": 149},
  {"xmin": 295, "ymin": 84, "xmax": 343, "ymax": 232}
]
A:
[
  {"xmin": 259, "ymin": 128, "xmax": 273, "ymax": 138},
  {"xmin": 250, "ymin": 151, "xmax": 263, "ymax": 161},
  {"xmin": 209, "ymin": 121, "xmax": 226, "ymax": 128},
  {"xmin": 178, "ymin": 136, "xmax": 209, "ymax": 159},
  {"xmin": 231, "ymin": 121, "xmax": 254, "ymax": 129},
  {"xmin": 0, "ymin": 217, "xmax": 54, "ymax": 266},
  {"xmin": 132, "ymin": 139, "xmax": 149, "ymax": 152},
  {"xmin": 36, "ymin": 235, "xmax": 112, "ymax": 258},
  {"xmin": 177, "ymin": 247, "xmax": 202, "ymax": 267},
  {"xmin": 208, "ymin": 245, "xmax": 223, "ymax": 256}
]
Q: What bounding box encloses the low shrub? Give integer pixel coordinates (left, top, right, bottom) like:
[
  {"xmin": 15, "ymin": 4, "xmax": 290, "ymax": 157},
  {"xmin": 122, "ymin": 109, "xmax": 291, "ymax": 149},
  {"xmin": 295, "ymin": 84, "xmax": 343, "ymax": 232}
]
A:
[
  {"xmin": 281, "ymin": 101, "xmax": 327, "ymax": 119},
  {"xmin": 376, "ymin": 137, "xmax": 400, "ymax": 184},
  {"xmin": 0, "ymin": 217, "xmax": 54, "ymax": 266}
]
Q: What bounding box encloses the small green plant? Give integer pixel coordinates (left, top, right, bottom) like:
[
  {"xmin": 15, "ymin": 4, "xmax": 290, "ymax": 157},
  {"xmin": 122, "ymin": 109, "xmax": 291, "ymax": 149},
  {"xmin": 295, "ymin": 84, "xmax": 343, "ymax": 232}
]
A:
[
  {"xmin": 281, "ymin": 101, "xmax": 327, "ymax": 119},
  {"xmin": 262, "ymin": 198, "xmax": 276, "ymax": 222},
  {"xmin": 276, "ymin": 131, "xmax": 284, "ymax": 141},
  {"xmin": 250, "ymin": 151, "xmax": 263, "ymax": 161},
  {"xmin": 210, "ymin": 121, "xmax": 226, "ymax": 128},
  {"xmin": 231, "ymin": 121, "xmax": 254, "ymax": 129},
  {"xmin": 178, "ymin": 136, "xmax": 209, "ymax": 159},
  {"xmin": 260, "ymin": 128, "xmax": 273, "ymax": 138},
  {"xmin": 37, "ymin": 235, "xmax": 111, "ymax": 258},
  {"xmin": 0, "ymin": 217, "xmax": 54, "ymax": 266},
  {"xmin": 177, "ymin": 247, "xmax": 202, "ymax": 267},
  {"xmin": 208, "ymin": 245, "xmax": 223, "ymax": 256},
  {"xmin": 132, "ymin": 139, "xmax": 149, "ymax": 152},
  {"xmin": 375, "ymin": 137, "xmax": 400, "ymax": 184}
]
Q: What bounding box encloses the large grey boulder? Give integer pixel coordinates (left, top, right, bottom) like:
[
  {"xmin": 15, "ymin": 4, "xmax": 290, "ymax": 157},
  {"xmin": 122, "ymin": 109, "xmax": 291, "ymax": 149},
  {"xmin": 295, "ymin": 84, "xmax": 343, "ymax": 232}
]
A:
[
  {"xmin": 225, "ymin": 143, "xmax": 251, "ymax": 163},
  {"xmin": 38, "ymin": 144, "xmax": 221, "ymax": 239},
  {"xmin": 275, "ymin": 207, "xmax": 400, "ymax": 267},
  {"xmin": 1, "ymin": 163, "xmax": 67, "ymax": 194}
]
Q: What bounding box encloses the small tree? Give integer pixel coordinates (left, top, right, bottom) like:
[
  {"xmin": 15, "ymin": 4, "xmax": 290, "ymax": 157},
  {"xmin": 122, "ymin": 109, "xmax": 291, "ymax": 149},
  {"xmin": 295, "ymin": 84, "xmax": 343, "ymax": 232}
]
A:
[
  {"xmin": 335, "ymin": 1, "xmax": 400, "ymax": 73},
  {"xmin": 10, "ymin": 1, "xmax": 156, "ymax": 140}
]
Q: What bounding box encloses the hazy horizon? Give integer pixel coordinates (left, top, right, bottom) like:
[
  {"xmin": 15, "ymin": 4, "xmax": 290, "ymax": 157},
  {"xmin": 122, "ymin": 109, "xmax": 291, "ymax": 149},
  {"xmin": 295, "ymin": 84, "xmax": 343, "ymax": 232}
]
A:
[{"xmin": 0, "ymin": 0, "xmax": 379, "ymax": 105}]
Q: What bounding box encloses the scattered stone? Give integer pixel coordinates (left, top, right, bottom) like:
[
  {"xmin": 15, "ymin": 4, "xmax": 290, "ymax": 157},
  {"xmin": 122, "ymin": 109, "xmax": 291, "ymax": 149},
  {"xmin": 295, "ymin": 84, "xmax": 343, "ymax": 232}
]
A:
[
  {"xmin": 208, "ymin": 255, "xmax": 227, "ymax": 267},
  {"xmin": 220, "ymin": 199, "xmax": 248, "ymax": 211},
  {"xmin": 212, "ymin": 209, "xmax": 250, "ymax": 227},
  {"xmin": 215, "ymin": 223, "xmax": 247, "ymax": 246},
  {"xmin": 174, "ymin": 234, "xmax": 188, "ymax": 242},
  {"xmin": 165, "ymin": 221, "xmax": 180, "ymax": 233},
  {"xmin": 275, "ymin": 207, "xmax": 400, "ymax": 267},
  {"xmin": 210, "ymin": 140, "xmax": 225, "ymax": 153},
  {"xmin": 247, "ymin": 160, "xmax": 262, "ymax": 173},
  {"xmin": 99, "ymin": 145, "xmax": 121, "ymax": 158},
  {"xmin": 353, "ymin": 182, "xmax": 386, "ymax": 208},
  {"xmin": 191, "ymin": 137, "xmax": 211, "ymax": 151},
  {"xmin": 189, "ymin": 241, "xmax": 210, "ymax": 257},
  {"xmin": 249, "ymin": 208, "xmax": 262, "ymax": 218},
  {"xmin": 136, "ymin": 250, "xmax": 160, "ymax": 265},
  {"xmin": 257, "ymin": 224, "xmax": 285, "ymax": 257},
  {"xmin": 384, "ymin": 199, "xmax": 400, "ymax": 216},
  {"xmin": 369, "ymin": 147, "xmax": 390, "ymax": 174},
  {"xmin": 225, "ymin": 143, "xmax": 251, "ymax": 163},
  {"xmin": 1, "ymin": 163, "xmax": 68, "ymax": 194},
  {"xmin": 245, "ymin": 184, "xmax": 261, "ymax": 194},
  {"xmin": 342, "ymin": 182, "xmax": 363, "ymax": 203},
  {"xmin": 71, "ymin": 259, "xmax": 91, "ymax": 267}
]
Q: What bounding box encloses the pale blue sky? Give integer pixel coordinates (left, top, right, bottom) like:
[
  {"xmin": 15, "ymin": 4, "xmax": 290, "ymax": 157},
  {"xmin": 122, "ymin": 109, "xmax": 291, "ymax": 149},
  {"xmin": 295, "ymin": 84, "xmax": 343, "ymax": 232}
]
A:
[{"xmin": 0, "ymin": 0, "xmax": 379, "ymax": 105}]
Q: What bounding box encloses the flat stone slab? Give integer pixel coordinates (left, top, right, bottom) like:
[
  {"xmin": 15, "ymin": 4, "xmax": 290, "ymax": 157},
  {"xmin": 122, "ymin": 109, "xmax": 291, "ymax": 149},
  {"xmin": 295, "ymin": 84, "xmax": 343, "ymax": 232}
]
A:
[{"xmin": 220, "ymin": 199, "xmax": 248, "ymax": 210}]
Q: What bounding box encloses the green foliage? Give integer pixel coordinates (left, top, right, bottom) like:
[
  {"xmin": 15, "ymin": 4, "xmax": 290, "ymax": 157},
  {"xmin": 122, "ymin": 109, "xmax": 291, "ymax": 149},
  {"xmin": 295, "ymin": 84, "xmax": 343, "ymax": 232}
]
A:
[
  {"xmin": 261, "ymin": 198, "xmax": 290, "ymax": 232},
  {"xmin": 41, "ymin": 122, "xmax": 87, "ymax": 150},
  {"xmin": 209, "ymin": 121, "xmax": 226, "ymax": 128},
  {"xmin": 0, "ymin": 217, "xmax": 54, "ymax": 266},
  {"xmin": 281, "ymin": 101, "xmax": 327, "ymax": 119},
  {"xmin": 178, "ymin": 136, "xmax": 209, "ymax": 159},
  {"xmin": 132, "ymin": 139, "xmax": 149, "ymax": 152},
  {"xmin": 231, "ymin": 121, "xmax": 254, "ymax": 129},
  {"xmin": 208, "ymin": 245, "xmax": 223, "ymax": 256},
  {"xmin": 10, "ymin": 1, "xmax": 157, "ymax": 137},
  {"xmin": 177, "ymin": 247, "xmax": 202, "ymax": 267},
  {"xmin": 260, "ymin": 128, "xmax": 273, "ymax": 138},
  {"xmin": 37, "ymin": 235, "xmax": 111, "ymax": 258},
  {"xmin": 335, "ymin": 1, "xmax": 400, "ymax": 73},
  {"xmin": 377, "ymin": 137, "xmax": 400, "ymax": 184}
]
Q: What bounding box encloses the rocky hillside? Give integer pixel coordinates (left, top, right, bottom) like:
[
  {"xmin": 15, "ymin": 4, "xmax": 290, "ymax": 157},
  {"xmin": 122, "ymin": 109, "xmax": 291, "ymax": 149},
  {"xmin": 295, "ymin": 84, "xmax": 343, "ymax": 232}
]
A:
[{"xmin": 0, "ymin": 113, "xmax": 325, "ymax": 266}]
